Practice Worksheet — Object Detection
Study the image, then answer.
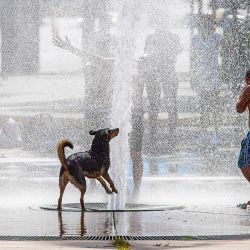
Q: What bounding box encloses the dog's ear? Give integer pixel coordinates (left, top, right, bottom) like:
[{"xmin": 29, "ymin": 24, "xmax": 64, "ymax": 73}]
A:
[{"xmin": 89, "ymin": 130, "xmax": 96, "ymax": 135}]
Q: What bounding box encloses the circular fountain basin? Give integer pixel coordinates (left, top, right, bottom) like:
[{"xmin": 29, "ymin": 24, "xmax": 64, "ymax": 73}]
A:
[{"xmin": 39, "ymin": 202, "xmax": 185, "ymax": 212}]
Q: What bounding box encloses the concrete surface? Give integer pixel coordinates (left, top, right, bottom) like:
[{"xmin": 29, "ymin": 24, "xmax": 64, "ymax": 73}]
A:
[{"xmin": 2, "ymin": 240, "xmax": 250, "ymax": 250}]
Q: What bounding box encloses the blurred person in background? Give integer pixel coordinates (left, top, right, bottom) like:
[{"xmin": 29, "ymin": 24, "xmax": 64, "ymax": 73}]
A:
[
  {"xmin": 130, "ymin": 18, "xmax": 181, "ymax": 193},
  {"xmin": 191, "ymin": 14, "xmax": 222, "ymax": 138}
]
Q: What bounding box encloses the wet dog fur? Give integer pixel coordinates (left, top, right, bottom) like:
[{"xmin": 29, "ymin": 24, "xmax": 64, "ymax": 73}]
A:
[{"xmin": 57, "ymin": 128, "xmax": 119, "ymax": 211}]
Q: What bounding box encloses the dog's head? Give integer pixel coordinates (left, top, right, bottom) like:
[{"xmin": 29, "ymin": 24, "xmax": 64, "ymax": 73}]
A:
[{"xmin": 89, "ymin": 128, "xmax": 119, "ymax": 142}]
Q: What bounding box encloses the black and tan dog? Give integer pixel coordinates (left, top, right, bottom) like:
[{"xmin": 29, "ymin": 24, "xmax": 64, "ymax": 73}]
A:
[{"xmin": 57, "ymin": 128, "xmax": 119, "ymax": 211}]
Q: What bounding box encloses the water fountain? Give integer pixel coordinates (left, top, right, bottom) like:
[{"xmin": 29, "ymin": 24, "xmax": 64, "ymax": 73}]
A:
[{"xmin": 108, "ymin": 1, "xmax": 147, "ymax": 210}]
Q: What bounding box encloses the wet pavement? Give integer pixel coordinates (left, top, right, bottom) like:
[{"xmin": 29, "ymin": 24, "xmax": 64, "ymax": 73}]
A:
[
  {"xmin": 0, "ymin": 74, "xmax": 249, "ymax": 240},
  {"xmin": 1, "ymin": 148, "xmax": 250, "ymax": 238},
  {"xmin": 2, "ymin": 204, "xmax": 250, "ymax": 237}
]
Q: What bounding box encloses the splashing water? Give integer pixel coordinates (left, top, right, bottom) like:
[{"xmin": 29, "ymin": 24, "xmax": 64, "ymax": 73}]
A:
[{"xmin": 108, "ymin": 1, "xmax": 147, "ymax": 210}]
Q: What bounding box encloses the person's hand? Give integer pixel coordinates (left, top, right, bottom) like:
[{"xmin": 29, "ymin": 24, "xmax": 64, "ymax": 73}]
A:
[{"xmin": 52, "ymin": 36, "xmax": 72, "ymax": 50}]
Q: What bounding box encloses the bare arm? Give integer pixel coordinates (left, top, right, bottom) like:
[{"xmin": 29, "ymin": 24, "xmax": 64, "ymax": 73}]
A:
[
  {"xmin": 52, "ymin": 36, "xmax": 115, "ymax": 61},
  {"xmin": 236, "ymin": 86, "xmax": 250, "ymax": 113}
]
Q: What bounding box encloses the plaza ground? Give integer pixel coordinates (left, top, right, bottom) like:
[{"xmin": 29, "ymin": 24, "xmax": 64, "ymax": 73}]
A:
[
  {"xmin": 2, "ymin": 239, "xmax": 250, "ymax": 250},
  {"xmin": 0, "ymin": 74, "xmax": 249, "ymax": 249}
]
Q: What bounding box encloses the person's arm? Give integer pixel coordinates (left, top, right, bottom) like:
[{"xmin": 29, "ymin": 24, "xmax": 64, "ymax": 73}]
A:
[
  {"xmin": 236, "ymin": 86, "xmax": 250, "ymax": 113},
  {"xmin": 52, "ymin": 36, "xmax": 114, "ymax": 61}
]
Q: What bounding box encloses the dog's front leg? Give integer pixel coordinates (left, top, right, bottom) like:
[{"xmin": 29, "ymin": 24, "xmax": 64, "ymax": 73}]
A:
[
  {"xmin": 96, "ymin": 177, "xmax": 112, "ymax": 194},
  {"xmin": 103, "ymin": 173, "xmax": 118, "ymax": 194}
]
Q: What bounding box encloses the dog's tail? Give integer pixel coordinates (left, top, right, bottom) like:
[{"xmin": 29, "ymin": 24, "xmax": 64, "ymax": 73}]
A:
[{"xmin": 57, "ymin": 139, "xmax": 74, "ymax": 173}]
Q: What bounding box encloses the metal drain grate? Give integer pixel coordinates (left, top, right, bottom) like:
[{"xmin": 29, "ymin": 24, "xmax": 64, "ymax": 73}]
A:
[{"xmin": 1, "ymin": 234, "xmax": 250, "ymax": 241}]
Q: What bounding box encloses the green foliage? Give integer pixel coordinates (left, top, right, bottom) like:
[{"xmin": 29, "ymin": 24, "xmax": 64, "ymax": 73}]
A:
[
  {"xmin": 180, "ymin": 236, "xmax": 194, "ymax": 240},
  {"xmin": 111, "ymin": 237, "xmax": 131, "ymax": 250}
]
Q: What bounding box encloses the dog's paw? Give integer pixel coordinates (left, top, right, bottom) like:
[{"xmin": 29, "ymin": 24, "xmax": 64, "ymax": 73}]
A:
[
  {"xmin": 105, "ymin": 188, "xmax": 113, "ymax": 194},
  {"xmin": 237, "ymin": 203, "xmax": 248, "ymax": 209}
]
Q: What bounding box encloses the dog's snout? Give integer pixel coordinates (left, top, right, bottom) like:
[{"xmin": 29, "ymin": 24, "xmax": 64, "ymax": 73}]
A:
[{"xmin": 109, "ymin": 128, "xmax": 119, "ymax": 140}]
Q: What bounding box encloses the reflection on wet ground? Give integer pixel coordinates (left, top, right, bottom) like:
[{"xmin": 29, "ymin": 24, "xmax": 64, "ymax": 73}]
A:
[
  {"xmin": 1, "ymin": 149, "xmax": 250, "ymax": 237},
  {"xmin": 2, "ymin": 205, "xmax": 250, "ymax": 237}
]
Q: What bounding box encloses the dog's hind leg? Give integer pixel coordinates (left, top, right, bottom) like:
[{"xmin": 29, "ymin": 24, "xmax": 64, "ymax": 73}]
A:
[
  {"xmin": 79, "ymin": 186, "xmax": 87, "ymax": 211},
  {"xmin": 96, "ymin": 177, "xmax": 112, "ymax": 194},
  {"xmin": 57, "ymin": 173, "xmax": 69, "ymax": 210},
  {"xmin": 102, "ymin": 173, "xmax": 118, "ymax": 194}
]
